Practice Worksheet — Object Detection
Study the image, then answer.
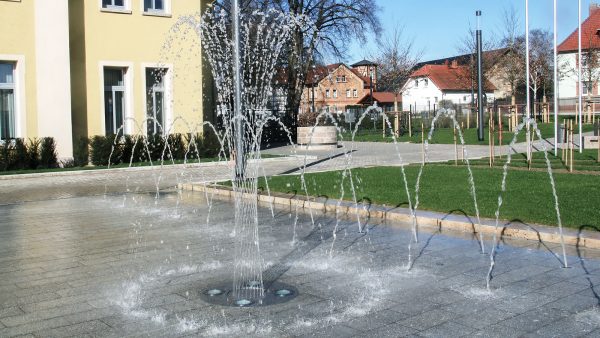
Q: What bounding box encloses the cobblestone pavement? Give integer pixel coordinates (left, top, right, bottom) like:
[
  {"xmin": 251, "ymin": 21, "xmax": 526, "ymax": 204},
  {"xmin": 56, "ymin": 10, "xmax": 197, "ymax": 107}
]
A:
[{"xmin": 1, "ymin": 187, "xmax": 600, "ymax": 337}]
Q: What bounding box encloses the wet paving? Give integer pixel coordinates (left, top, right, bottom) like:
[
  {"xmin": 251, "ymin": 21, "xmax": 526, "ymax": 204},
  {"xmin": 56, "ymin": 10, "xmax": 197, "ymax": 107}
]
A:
[{"xmin": 1, "ymin": 182, "xmax": 600, "ymax": 337}]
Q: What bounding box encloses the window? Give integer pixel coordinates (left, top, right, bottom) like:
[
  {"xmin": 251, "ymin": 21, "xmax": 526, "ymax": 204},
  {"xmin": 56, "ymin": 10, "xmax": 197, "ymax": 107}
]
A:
[
  {"xmin": 102, "ymin": 0, "xmax": 125, "ymax": 9},
  {"xmin": 146, "ymin": 68, "xmax": 166, "ymax": 135},
  {"xmin": 583, "ymin": 81, "xmax": 593, "ymax": 96},
  {"xmin": 424, "ymin": 79, "xmax": 429, "ymax": 87},
  {"xmin": 353, "ymin": 89, "xmax": 358, "ymax": 98},
  {"xmin": 326, "ymin": 89, "xmax": 330, "ymax": 98},
  {"xmin": 103, "ymin": 67, "xmax": 126, "ymax": 135},
  {"xmin": 415, "ymin": 79, "xmax": 419, "ymax": 88},
  {"xmin": 346, "ymin": 89, "xmax": 351, "ymax": 98},
  {"xmin": 333, "ymin": 89, "xmax": 338, "ymax": 98},
  {"xmin": 0, "ymin": 62, "xmax": 15, "ymax": 140},
  {"xmin": 144, "ymin": 0, "xmax": 164, "ymax": 13}
]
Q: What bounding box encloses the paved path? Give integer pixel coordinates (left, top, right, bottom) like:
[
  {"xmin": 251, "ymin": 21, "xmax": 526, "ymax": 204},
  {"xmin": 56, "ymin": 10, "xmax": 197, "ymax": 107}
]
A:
[
  {"xmin": 0, "ymin": 191, "xmax": 600, "ymax": 337},
  {"xmin": 0, "ymin": 132, "xmax": 590, "ymax": 204}
]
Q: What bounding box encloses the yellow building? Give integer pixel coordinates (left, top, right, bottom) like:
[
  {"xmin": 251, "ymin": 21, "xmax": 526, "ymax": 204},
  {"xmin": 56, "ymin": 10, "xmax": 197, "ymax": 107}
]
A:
[{"xmin": 0, "ymin": 0, "xmax": 212, "ymax": 158}]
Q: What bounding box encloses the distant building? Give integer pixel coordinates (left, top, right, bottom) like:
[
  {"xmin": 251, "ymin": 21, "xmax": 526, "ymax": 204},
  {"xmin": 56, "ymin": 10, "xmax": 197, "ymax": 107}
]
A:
[
  {"xmin": 557, "ymin": 3, "xmax": 600, "ymax": 104},
  {"xmin": 401, "ymin": 61, "xmax": 495, "ymax": 112},
  {"xmin": 0, "ymin": 0, "xmax": 212, "ymax": 158},
  {"xmin": 411, "ymin": 49, "xmax": 512, "ymax": 101},
  {"xmin": 300, "ymin": 60, "xmax": 377, "ymax": 115},
  {"xmin": 356, "ymin": 92, "xmax": 401, "ymax": 112}
]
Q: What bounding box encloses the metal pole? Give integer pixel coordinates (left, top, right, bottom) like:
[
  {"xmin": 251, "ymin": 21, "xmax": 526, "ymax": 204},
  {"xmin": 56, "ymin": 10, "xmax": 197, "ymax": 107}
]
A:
[
  {"xmin": 476, "ymin": 10, "xmax": 484, "ymax": 141},
  {"xmin": 554, "ymin": 0, "xmax": 559, "ymax": 156},
  {"xmin": 525, "ymin": 0, "xmax": 531, "ymax": 161},
  {"xmin": 370, "ymin": 70, "xmax": 374, "ymax": 106},
  {"xmin": 578, "ymin": 0, "xmax": 583, "ymax": 153},
  {"xmin": 232, "ymin": 0, "xmax": 244, "ymax": 180},
  {"xmin": 311, "ymin": 65, "xmax": 316, "ymax": 113}
]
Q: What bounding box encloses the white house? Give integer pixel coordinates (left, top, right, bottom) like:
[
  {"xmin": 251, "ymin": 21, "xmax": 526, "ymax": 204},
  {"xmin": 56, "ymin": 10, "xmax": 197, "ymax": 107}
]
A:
[
  {"xmin": 401, "ymin": 62, "xmax": 495, "ymax": 112},
  {"xmin": 557, "ymin": 3, "xmax": 600, "ymax": 110}
]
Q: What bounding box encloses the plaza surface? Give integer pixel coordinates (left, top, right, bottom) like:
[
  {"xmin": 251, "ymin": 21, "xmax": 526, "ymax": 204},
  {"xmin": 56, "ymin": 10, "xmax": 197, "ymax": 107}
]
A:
[{"xmin": 1, "ymin": 160, "xmax": 600, "ymax": 338}]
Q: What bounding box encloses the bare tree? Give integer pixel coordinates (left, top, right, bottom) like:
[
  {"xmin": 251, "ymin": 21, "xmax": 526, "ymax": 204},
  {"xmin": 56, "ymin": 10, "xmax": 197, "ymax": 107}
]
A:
[
  {"xmin": 455, "ymin": 20, "xmax": 498, "ymax": 105},
  {"xmin": 211, "ymin": 0, "xmax": 381, "ymax": 133},
  {"xmin": 496, "ymin": 5, "xmax": 525, "ymax": 104},
  {"xmin": 372, "ymin": 25, "xmax": 423, "ymax": 94},
  {"xmin": 528, "ymin": 29, "xmax": 553, "ymax": 117}
]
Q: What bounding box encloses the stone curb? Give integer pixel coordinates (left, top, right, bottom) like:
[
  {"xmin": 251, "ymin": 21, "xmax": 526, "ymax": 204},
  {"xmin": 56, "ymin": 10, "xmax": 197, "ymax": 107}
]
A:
[
  {"xmin": 180, "ymin": 183, "xmax": 600, "ymax": 250},
  {"xmin": 0, "ymin": 156, "xmax": 304, "ymax": 181}
]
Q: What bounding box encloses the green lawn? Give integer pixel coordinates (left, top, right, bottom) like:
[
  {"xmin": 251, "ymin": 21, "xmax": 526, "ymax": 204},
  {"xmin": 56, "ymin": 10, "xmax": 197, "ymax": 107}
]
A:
[
  {"xmin": 451, "ymin": 150, "xmax": 600, "ymax": 172},
  {"xmin": 342, "ymin": 122, "xmax": 595, "ymax": 145},
  {"xmin": 256, "ymin": 165, "xmax": 600, "ymax": 229}
]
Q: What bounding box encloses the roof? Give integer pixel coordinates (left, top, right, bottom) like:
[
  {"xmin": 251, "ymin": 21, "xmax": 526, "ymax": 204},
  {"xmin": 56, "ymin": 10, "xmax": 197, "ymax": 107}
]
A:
[
  {"xmin": 409, "ymin": 64, "xmax": 495, "ymax": 92},
  {"xmin": 558, "ymin": 8, "xmax": 600, "ymax": 53},
  {"xmin": 351, "ymin": 59, "xmax": 377, "ymax": 67},
  {"xmin": 306, "ymin": 63, "xmax": 372, "ymax": 87},
  {"xmin": 413, "ymin": 48, "xmax": 509, "ymax": 70},
  {"xmin": 357, "ymin": 92, "xmax": 400, "ymax": 105}
]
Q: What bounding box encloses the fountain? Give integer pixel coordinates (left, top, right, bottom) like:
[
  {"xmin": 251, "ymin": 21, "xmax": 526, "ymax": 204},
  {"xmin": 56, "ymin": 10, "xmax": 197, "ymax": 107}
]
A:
[{"xmin": 92, "ymin": 1, "xmax": 579, "ymax": 335}]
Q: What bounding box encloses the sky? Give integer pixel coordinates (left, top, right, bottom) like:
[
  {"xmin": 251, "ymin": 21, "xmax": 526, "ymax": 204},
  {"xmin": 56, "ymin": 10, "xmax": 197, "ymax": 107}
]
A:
[{"xmin": 344, "ymin": 0, "xmax": 596, "ymax": 64}]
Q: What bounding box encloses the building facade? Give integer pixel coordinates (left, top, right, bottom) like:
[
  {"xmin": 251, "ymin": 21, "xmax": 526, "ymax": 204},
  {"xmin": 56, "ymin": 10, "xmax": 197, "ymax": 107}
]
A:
[
  {"xmin": 0, "ymin": 0, "xmax": 211, "ymax": 158},
  {"xmin": 401, "ymin": 62, "xmax": 495, "ymax": 112},
  {"xmin": 301, "ymin": 61, "xmax": 377, "ymax": 115},
  {"xmin": 557, "ymin": 4, "xmax": 600, "ymax": 106}
]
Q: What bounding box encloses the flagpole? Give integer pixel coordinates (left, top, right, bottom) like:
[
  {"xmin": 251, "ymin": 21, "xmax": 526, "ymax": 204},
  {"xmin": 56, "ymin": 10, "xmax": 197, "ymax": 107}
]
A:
[
  {"xmin": 525, "ymin": 0, "xmax": 531, "ymax": 162},
  {"xmin": 554, "ymin": 0, "xmax": 558, "ymax": 155},
  {"xmin": 578, "ymin": 0, "xmax": 583, "ymax": 153}
]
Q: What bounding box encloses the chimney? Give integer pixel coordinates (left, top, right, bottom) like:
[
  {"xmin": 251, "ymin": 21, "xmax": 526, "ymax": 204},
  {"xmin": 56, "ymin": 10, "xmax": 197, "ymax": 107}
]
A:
[
  {"xmin": 591, "ymin": 2, "xmax": 600, "ymax": 15},
  {"xmin": 449, "ymin": 59, "xmax": 459, "ymax": 69}
]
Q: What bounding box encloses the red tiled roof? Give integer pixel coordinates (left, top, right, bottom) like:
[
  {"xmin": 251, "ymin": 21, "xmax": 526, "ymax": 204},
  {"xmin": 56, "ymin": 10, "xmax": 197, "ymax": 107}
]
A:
[
  {"xmin": 558, "ymin": 9, "xmax": 600, "ymax": 53},
  {"xmin": 357, "ymin": 92, "xmax": 400, "ymax": 104},
  {"xmin": 409, "ymin": 64, "xmax": 495, "ymax": 92}
]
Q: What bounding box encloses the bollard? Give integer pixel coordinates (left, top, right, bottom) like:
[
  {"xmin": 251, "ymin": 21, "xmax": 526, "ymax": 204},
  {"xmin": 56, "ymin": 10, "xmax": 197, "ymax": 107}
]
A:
[
  {"xmin": 453, "ymin": 127, "xmax": 458, "ymax": 166},
  {"xmin": 421, "ymin": 122, "xmax": 425, "ymax": 164}
]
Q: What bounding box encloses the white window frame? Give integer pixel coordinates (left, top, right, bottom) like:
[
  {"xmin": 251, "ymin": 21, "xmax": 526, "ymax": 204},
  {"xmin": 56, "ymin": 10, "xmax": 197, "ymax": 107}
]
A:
[
  {"xmin": 99, "ymin": 62, "xmax": 134, "ymax": 135},
  {"xmin": 353, "ymin": 89, "xmax": 358, "ymax": 98},
  {"xmin": 326, "ymin": 89, "xmax": 330, "ymax": 98},
  {"xmin": 99, "ymin": 0, "xmax": 132, "ymax": 14},
  {"xmin": 333, "ymin": 89, "xmax": 338, "ymax": 98},
  {"xmin": 0, "ymin": 55, "xmax": 25, "ymax": 140},
  {"xmin": 346, "ymin": 89, "xmax": 351, "ymax": 98},
  {"xmin": 141, "ymin": 0, "xmax": 171, "ymax": 17},
  {"xmin": 141, "ymin": 63, "xmax": 173, "ymax": 135}
]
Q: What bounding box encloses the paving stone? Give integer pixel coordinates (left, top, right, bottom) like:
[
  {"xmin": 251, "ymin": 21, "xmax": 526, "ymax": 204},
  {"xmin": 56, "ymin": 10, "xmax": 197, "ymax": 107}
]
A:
[
  {"xmin": 498, "ymin": 307, "xmax": 570, "ymax": 332},
  {"xmin": 398, "ymin": 309, "xmax": 462, "ymax": 330},
  {"xmin": 1, "ymin": 178, "xmax": 600, "ymax": 337},
  {"xmin": 32, "ymin": 320, "xmax": 112, "ymax": 338},
  {"xmin": 365, "ymin": 322, "xmax": 418, "ymax": 338},
  {"xmin": 454, "ymin": 306, "xmax": 516, "ymax": 330},
  {"xmin": 344, "ymin": 309, "xmax": 405, "ymax": 331},
  {"xmin": 418, "ymin": 321, "xmax": 475, "ymax": 337},
  {"xmin": 299, "ymin": 323, "xmax": 359, "ymax": 338}
]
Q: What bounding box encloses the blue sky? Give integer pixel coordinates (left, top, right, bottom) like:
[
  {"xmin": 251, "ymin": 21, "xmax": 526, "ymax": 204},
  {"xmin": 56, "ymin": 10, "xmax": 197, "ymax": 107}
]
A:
[{"xmin": 344, "ymin": 0, "xmax": 595, "ymax": 63}]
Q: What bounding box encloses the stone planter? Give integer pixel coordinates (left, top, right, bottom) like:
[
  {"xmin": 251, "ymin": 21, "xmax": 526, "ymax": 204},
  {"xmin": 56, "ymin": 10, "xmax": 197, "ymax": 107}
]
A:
[{"xmin": 297, "ymin": 126, "xmax": 338, "ymax": 150}]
